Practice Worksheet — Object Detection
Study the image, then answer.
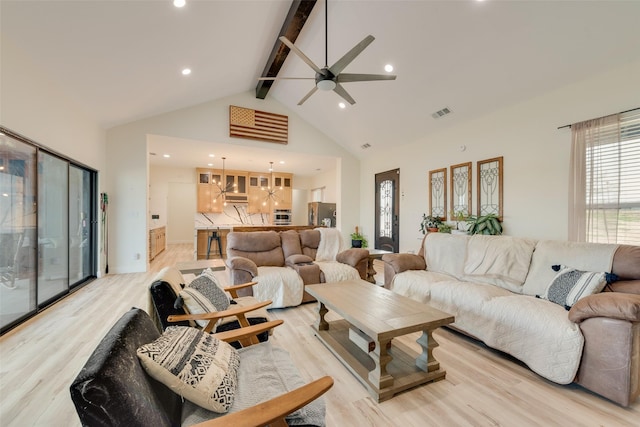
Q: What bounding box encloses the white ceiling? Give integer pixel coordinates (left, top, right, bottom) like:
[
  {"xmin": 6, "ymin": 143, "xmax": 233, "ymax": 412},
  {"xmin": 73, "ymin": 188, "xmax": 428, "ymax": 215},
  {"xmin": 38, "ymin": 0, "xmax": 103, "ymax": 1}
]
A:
[{"xmin": 3, "ymin": 0, "xmax": 640, "ymax": 176}]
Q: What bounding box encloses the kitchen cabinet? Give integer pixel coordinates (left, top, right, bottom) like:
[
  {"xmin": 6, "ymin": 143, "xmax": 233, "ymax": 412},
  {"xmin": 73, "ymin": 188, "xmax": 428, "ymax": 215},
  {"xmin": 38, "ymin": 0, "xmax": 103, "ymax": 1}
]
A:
[
  {"xmin": 197, "ymin": 168, "xmax": 249, "ymax": 212},
  {"xmin": 197, "ymin": 169, "xmax": 217, "ymax": 213},
  {"xmin": 196, "ymin": 168, "xmax": 290, "ymax": 213},
  {"xmin": 248, "ymin": 172, "xmax": 271, "ymax": 214},
  {"xmin": 149, "ymin": 226, "xmax": 166, "ymax": 261},
  {"xmin": 272, "ymin": 172, "xmax": 293, "ymax": 209},
  {"xmin": 220, "ymin": 170, "xmax": 248, "ymax": 204}
]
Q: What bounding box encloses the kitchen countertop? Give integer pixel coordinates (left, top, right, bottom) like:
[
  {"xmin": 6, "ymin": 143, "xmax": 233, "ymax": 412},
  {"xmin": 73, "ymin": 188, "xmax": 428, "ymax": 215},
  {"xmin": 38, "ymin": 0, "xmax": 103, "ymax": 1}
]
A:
[{"xmin": 194, "ymin": 225, "xmax": 234, "ymax": 230}]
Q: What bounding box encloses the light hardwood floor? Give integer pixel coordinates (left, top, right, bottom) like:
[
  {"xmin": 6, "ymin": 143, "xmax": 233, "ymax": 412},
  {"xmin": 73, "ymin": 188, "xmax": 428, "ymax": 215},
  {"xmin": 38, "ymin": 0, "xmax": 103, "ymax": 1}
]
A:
[{"xmin": 0, "ymin": 244, "xmax": 638, "ymax": 426}]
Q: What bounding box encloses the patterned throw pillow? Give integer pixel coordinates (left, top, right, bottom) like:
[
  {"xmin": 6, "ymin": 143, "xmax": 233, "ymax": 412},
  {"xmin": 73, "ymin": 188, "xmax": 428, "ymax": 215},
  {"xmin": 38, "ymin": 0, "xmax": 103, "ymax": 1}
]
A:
[
  {"xmin": 179, "ymin": 287, "xmax": 218, "ymax": 328},
  {"xmin": 540, "ymin": 264, "xmax": 617, "ymax": 310},
  {"xmin": 137, "ymin": 326, "xmax": 240, "ymax": 413},
  {"xmin": 188, "ymin": 274, "xmax": 230, "ymax": 311}
]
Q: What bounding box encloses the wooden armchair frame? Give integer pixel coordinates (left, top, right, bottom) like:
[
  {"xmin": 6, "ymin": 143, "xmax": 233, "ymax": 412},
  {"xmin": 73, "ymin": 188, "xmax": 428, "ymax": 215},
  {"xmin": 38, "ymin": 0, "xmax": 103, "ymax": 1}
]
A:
[
  {"xmin": 192, "ymin": 319, "xmax": 334, "ymax": 427},
  {"xmin": 168, "ymin": 298, "xmax": 271, "ymax": 347},
  {"xmin": 224, "ymin": 281, "xmax": 257, "ymax": 299}
]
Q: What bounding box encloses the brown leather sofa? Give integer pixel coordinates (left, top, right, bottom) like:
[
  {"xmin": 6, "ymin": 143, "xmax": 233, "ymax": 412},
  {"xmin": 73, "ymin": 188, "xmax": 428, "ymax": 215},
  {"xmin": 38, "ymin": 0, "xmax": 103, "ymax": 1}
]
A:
[
  {"xmin": 383, "ymin": 234, "xmax": 640, "ymax": 406},
  {"xmin": 226, "ymin": 229, "xmax": 369, "ymax": 307}
]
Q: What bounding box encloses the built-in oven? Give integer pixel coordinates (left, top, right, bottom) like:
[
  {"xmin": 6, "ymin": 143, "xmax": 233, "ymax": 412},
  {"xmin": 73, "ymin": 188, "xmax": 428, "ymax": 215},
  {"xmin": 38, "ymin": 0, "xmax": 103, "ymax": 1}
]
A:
[{"xmin": 273, "ymin": 209, "xmax": 292, "ymax": 225}]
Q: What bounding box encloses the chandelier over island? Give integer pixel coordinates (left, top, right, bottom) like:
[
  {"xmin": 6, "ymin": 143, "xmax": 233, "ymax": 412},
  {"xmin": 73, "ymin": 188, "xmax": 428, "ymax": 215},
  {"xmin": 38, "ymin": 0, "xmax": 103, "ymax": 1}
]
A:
[
  {"xmin": 262, "ymin": 161, "xmax": 283, "ymax": 207},
  {"xmin": 212, "ymin": 157, "xmax": 237, "ymax": 207}
]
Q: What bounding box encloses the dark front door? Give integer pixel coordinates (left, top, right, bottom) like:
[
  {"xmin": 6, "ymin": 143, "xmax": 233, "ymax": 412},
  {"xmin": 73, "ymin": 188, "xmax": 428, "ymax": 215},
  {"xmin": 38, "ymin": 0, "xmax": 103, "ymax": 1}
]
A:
[{"xmin": 374, "ymin": 169, "xmax": 400, "ymax": 252}]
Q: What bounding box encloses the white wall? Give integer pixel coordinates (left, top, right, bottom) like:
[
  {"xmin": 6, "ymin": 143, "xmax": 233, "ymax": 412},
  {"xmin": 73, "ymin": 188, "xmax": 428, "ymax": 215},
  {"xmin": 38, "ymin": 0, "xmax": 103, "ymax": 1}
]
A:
[
  {"xmin": 149, "ymin": 166, "xmax": 196, "ymax": 243},
  {"xmin": 107, "ymin": 91, "xmax": 360, "ymax": 273},
  {"xmin": 310, "ymin": 169, "xmax": 338, "ymax": 203},
  {"xmin": 291, "ymin": 188, "xmax": 309, "ymax": 226},
  {"xmin": 1, "ymin": 38, "xmax": 108, "ymax": 273},
  {"xmin": 360, "ymin": 60, "xmax": 640, "ymax": 253}
]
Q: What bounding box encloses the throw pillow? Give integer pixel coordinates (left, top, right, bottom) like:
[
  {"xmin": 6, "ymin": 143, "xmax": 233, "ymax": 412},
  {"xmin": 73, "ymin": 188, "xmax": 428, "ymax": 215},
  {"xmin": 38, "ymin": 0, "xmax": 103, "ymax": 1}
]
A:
[
  {"xmin": 539, "ymin": 264, "xmax": 618, "ymax": 310},
  {"xmin": 137, "ymin": 326, "xmax": 240, "ymax": 413},
  {"xmin": 179, "ymin": 287, "xmax": 218, "ymax": 328},
  {"xmin": 188, "ymin": 274, "xmax": 230, "ymax": 311}
]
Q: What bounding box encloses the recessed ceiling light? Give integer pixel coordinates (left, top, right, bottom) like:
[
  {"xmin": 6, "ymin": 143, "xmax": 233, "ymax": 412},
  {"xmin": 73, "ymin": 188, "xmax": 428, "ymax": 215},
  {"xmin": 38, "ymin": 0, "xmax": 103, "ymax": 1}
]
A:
[
  {"xmin": 384, "ymin": 64, "xmax": 394, "ymax": 73},
  {"xmin": 279, "ymin": 160, "xmax": 285, "ymax": 164},
  {"xmin": 163, "ymin": 154, "xmax": 171, "ymax": 158},
  {"xmin": 207, "ymin": 163, "xmax": 213, "ymax": 166},
  {"xmin": 208, "ymin": 154, "xmax": 215, "ymax": 158},
  {"xmin": 173, "ymin": 0, "xmax": 186, "ymax": 8},
  {"xmin": 181, "ymin": 68, "xmax": 191, "ymax": 76},
  {"xmin": 338, "ymin": 102, "xmax": 346, "ymax": 109}
]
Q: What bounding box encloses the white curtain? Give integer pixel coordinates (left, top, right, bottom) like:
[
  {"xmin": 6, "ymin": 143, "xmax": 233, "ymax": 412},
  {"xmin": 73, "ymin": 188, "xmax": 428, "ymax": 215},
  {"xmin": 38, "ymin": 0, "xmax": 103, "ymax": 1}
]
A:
[{"xmin": 569, "ymin": 113, "xmax": 621, "ymax": 242}]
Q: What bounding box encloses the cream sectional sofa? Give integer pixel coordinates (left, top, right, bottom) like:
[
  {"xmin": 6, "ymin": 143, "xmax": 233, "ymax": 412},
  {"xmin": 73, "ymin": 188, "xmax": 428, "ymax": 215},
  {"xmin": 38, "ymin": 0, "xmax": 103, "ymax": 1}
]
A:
[{"xmin": 383, "ymin": 233, "xmax": 640, "ymax": 406}]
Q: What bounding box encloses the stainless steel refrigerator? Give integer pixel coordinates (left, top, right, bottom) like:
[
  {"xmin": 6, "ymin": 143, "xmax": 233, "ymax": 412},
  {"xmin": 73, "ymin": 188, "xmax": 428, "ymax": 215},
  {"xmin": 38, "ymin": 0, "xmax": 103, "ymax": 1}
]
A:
[{"xmin": 308, "ymin": 202, "xmax": 336, "ymax": 227}]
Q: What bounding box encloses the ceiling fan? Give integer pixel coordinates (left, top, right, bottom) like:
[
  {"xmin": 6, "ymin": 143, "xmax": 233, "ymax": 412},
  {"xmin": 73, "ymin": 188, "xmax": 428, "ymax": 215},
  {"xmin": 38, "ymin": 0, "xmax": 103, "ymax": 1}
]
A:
[{"xmin": 260, "ymin": 0, "xmax": 396, "ymax": 106}]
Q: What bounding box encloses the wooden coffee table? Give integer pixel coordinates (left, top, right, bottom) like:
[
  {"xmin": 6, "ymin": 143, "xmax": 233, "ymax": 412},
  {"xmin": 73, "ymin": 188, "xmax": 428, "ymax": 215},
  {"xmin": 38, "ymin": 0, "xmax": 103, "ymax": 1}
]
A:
[
  {"xmin": 175, "ymin": 259, "xmax": 225, "ymax": 275},
  {"xmin": 305, "ymin": 280, "xmax": 454, "ymax": 402}
]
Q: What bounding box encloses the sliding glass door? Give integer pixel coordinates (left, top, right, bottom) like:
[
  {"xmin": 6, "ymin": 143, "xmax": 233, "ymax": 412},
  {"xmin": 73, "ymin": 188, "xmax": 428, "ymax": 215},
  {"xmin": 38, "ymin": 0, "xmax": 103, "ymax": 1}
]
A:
[
  {"xmin": 0, "ymin": 129, "xmax": 97, "ymax": 333},
  {"xmin": 37, "ymin": 152, "xmax": 69, "ymax": 305},
  {"xmin": 0, "ymin": 136, "xmax": 37, "ymax": 329},
  {"xmin": 69, "ymin": 165, "xmax": 95, "ymax": 286}
]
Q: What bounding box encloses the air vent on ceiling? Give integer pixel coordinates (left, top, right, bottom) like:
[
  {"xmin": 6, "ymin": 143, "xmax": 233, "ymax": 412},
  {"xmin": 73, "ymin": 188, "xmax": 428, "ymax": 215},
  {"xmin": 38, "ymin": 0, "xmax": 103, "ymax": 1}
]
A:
[
  {"xmin": 431, "ymin": 107, "xmax": 452, "ymax": 119},
  {"xmin": 361, "ymin": 143, "xmax": 371, "ymax": 149}
]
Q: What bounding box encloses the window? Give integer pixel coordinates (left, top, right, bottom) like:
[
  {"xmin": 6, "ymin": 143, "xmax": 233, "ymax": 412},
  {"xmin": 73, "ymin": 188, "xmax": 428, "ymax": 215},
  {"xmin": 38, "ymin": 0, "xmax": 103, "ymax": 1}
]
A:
[
  {"xmin": 379, "ymin": 179, "xmax": 393, "ymax": 238},
  {"xmin": 569, "ymin": 109, "xmax": 640, "ymax": 244}
]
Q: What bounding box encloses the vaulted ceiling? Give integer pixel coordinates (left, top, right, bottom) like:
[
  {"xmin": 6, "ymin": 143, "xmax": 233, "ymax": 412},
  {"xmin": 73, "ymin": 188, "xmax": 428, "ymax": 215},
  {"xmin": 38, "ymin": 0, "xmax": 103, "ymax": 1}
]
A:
[{"xmin": 3, "ymin": 0, "xmax": 640, "ymax": 175}]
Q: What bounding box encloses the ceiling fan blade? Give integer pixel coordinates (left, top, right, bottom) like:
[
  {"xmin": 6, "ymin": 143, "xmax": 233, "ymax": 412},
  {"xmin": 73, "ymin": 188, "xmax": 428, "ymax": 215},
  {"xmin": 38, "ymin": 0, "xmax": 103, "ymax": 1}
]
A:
[
  {"xmin": 333, "ymin": 83, "xmax": 356, "ymax": 105},
  {"xmin": 337, "ymin": 73, "xmax": 397, "ymax": 83},
  {"xmin": 328, "ymin": 35, "xmax": 375, "ymax": 75},
  {"xmin": 297, "ymin": 86, "xmax": 318, "ymax": 105},
  {"xmin": 258, "ymin": 77, "xmax": 315, "ymax": 81},
  {"xmin": 279, "ymin": 36, "xmax": 323, "ymax": 74}
]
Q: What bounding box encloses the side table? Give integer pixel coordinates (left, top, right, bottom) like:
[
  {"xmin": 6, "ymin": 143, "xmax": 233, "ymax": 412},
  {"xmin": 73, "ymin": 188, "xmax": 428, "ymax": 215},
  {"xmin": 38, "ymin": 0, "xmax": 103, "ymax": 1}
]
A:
[{"xmin": 365, "ymin": 249, "xmax": 393, "ymax": 284}]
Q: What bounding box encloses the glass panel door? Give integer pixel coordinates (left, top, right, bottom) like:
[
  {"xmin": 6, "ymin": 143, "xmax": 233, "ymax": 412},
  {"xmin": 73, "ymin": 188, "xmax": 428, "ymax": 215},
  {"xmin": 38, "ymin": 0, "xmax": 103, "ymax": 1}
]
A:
[
  {"xmin": 69, "ymin": 165, "xmax": 94, "ymax": 287},
  {"xmin": 374, "ymin": 168, "xmax": 400, "ymax": 252},
  {"xmin": 0, "ymin": 134, "xmax": 37, "ymax": 330},
  {"xmin": 37, "ymin": 152, "xmax": 69, "ymax": 306}
]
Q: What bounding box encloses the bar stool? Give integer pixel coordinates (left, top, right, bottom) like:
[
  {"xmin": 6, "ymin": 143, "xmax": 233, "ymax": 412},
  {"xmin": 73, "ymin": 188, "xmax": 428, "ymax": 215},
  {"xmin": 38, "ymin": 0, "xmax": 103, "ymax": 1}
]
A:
[{"xmin": 206, "ymin": 228, "xmax": 223, "ymax": 259}]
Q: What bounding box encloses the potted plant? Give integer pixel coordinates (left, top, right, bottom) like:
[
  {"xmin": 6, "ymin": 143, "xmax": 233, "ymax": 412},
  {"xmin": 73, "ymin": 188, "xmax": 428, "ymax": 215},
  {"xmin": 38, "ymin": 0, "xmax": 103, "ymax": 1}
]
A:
[
  {"xmin": 453, "ymin": 210, "xmax": 467, "ymax": 231},
  {"xmin": 467, "ymin": 214, "xmax": 503, "ymax": 235},
  {"xmin": 437, "ymin": 223, "xmax": 453, "ymax": 234},
  {"xmin": 420, "ymin": 214, "xmax": 443, "ymax": 234},
  {"xmin": 350, "ymin": 226, "xmax": 368, "ymax": 248}
]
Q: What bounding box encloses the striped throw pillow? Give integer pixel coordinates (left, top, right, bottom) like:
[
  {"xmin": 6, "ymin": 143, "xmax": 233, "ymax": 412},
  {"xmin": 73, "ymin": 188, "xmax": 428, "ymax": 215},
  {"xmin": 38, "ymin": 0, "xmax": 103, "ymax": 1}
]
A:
[
  {"xmin": 541, "ymin": 264, "xmax": 616, "ymax": 310},
  {"xmin": 180, "ymin": 287, "xmax": 218, "ymax": 328}
]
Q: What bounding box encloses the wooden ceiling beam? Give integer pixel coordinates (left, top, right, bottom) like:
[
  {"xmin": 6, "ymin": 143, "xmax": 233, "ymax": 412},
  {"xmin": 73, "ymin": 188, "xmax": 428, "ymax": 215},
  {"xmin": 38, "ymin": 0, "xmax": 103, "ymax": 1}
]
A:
[{"xmin": 255, "ymin": 0, "xmax": 317, "ymax": 100}]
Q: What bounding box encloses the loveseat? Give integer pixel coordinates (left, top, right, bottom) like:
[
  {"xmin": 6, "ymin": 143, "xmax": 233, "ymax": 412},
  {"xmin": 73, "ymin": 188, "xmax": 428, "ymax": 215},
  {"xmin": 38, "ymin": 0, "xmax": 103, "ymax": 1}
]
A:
[
  {"xmin": 70, "ymin": 308, "xmax": 332, "ymax": 426},
  {"xmin": 383, "ymin": 233, "xmax": 640, "ymax": 406},
  {"xmin": 226, "ymin": 228, "xmax": 369, "ymax": 308}
]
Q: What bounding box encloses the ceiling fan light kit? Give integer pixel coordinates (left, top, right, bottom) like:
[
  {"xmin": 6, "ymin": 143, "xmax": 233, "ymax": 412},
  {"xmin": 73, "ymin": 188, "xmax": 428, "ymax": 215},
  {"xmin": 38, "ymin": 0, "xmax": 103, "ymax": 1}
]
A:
[
  {"xmin": 316, "ymin": 79, "xmax": 336, "ymax": 91},
  {"xmin": 262, "ymin": 0, "xmax": 396, "ymax": 105}
]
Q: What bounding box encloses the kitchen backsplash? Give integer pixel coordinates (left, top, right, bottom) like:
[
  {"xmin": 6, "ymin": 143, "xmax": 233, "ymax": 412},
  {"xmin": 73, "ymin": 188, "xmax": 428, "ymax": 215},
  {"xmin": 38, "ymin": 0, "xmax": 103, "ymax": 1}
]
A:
[{"xmin": 195, "ymin": 205, "xmax": 271, "ymax": 226}]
